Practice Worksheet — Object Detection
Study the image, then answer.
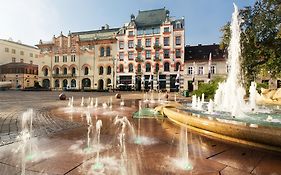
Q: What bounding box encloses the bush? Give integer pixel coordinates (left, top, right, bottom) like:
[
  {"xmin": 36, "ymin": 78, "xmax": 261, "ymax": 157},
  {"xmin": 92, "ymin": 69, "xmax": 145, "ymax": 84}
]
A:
[
  {"xmin": 191, "ymin": 77, "xmax": 224, "ymax": 99},
  {"xmin": 256, "ymin": 82, "xmax": 269, "ymax": 93}
]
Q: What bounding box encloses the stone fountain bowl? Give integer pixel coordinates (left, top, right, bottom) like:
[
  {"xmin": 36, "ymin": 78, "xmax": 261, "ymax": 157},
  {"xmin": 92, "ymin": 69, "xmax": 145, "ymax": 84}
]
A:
[{"xmin": 156, "ymin": 103, "xmax": 281, "ymax": 152}]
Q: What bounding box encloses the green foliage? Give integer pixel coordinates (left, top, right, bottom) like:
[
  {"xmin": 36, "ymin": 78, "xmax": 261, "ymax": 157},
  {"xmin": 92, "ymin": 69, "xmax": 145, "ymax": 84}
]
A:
[
  {"xmin": 220, "ymin": 0, "xmax": 281, "ymax": 82},
  {"xmin": 256, "ymin": 82, "xmax": 269, "ymax": 93},
  {"xmin": 192, "ymin": 77, "xmax": 225, "ymax": 99}
]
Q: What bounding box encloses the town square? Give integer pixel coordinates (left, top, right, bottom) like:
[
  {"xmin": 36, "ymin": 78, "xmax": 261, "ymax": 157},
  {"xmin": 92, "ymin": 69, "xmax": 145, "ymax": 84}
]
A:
[{"xmin": 0, "ymin": 0, "xmax": 281, "ymax": 174}]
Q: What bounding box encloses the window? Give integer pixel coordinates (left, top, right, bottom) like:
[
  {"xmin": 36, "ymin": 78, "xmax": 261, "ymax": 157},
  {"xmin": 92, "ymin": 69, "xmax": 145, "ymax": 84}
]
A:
[
  {"xmin": 63, "ymin": 67, "xmax": 67, "ymax": 75},
  {"xmin": 137, "ymin": 29, "xmax": 143, "ymax": 36},
  {"xmin": 129, "ymin": 64, "xmax": 134, "ymax": 72},
  {"xmin": 137, "ymin": 64, "xmax": 141, "ymax": 73},
  {"xmin": 175, "ymin": 62, "xmax": 181, "ymax": 71},
  {"xmin": 20, "ymin": 59, "xmax": 24, "ymax": 63},
  {"xmin": 55, "ymin": 68, "xmax": 59, "ymax": 75},
  {"xmin": 30, "ymin": 53, "xmax": 33, "ymax": 57},
  {"xmin": 128, "ymin": 40, "xmax": 134, "ymax": 48},
  {"xmin": 146, "ymin": 50, "xmax": 151, "ymax": 59},
  {"xmin": 145, "ymin": 28, "xmax": 152, "ymax": 35},
  {"xmin": 119, "ymin": 41, "xmax": 124, "ymax": 49},
  {"xmin": 106, "ymin": 47, "xmax": 110, "ymax": 56},
  {"xmin": 72, "ymin": 67, "xmax": 76, "ymax": 75},
  {"xmin": 176, "ymin": 22, "xmax": 182, "ymax": 29},
  {"xmin": 20, "ymin": 51, "xmax": 24, "ymax": 55},
  {"xmin": 155, "ymin": 63, "xmax": 159, "ymax": 73},
  {"xmin": 71, "ymin": 79, "xmax": 76, "ymax": 87},
  {"xmin": 137, "ymin": 52, "xmax": 141, "ymax": 59},
  {"xmin": 99, "ymin": 66, "xmax": 104, "ymax": 75},
  {"xmin": 100, "ymin": 47, "xmax": 104, "ymax": 57},
  {"xmin": 164, "ymin": 62, "xmax": 170, "ymax": 71},
  {"xmin": 137, "ymin": 39, "xmax": 142, "ymax": 46},
  {"xmin": 12, "ymin": 49, "xmax": 16, "ymax": 54},
  {"xmin": 63, "ymin": 55, "xmax": 67, "ymax": 62},
  {"xmin": 211, "ymin": 65, "xmax": 216, "ymax": 74},
  {"xmin": 128, "ymin": 51, "xmax": 134, "ymax": 60},
  {"xmin": 12, "ymin": 57, "xmax": 16, "ymax": 62},
  {"xmin": 164, "ymin": 37, "xmax": 169, "ymax": 46},
  {"xmin": 119, "ymin": 64, "xmax": 124, "ymax": 72},
  {"xmin": 119, "ymin": 52, "xmax": 124, "ymax": 60},
  {"xmin": 164, "ymin": 27, "xmax": 170, "ymax": 33},
  {"xmin": 145, "ymin": 39, "xmax": 151, "ymax": 47},
  {"xmin": 35, "ymin": 54, "xmax": 38, "ymax": 58},
  {"xmin": 146, "ymin": 63, "xmax": 151, "ymax": 72},
  {"xmin": 84, "ymin": 67, "xmax": 89, "ymax": 75},
  {"xmin": 155, "ymin": 38, "xmax": 159, "ymax": 45},
  {"xmin": 55, "ymin": 79, "xmax": 60, "ymax": 88},
  {"xmin": 128, "ymin": 31, "xmax": 134, "ymax": 36},
  {"xmin": 198, "ymin": 66, "xmax": 204, "ymax": 75},
  {"xmin": 188, "ymin": 66, "xmax": 193, "ymax": 75},
  {"xmin": 107, "ymin": 66, "xmax": 111, "ymax": 75},
  {"xmin": 164, "ymin": 49, "xmax": 170, "ymax": 58},
  {"xmin": 71, "ymin": 55, "xmax": 76, "ymax": 62},
  {"xmin": 55, "ymin": 56, "xmax": 59, "ymax": 62},
  {"xmin": 176, "ymin": 49, "xmax": 181, "ymax": 58},
  {"xmin": 155, "ymin": 50, "xmax": 159, "ymax": 59},
  {"xmin": 44, "ymin": 68, "xmax": 48, "ymax": 76},
  {"xmin": 153, "ymin": 27, "xmax": 160, "ymax": 34},
  {"xmin": 176, "ymin": 36, "xmax": 181, "ymax": 45},
  {"xmin": 5, "ymin": 48, "xmax": 9, "ymax": 52},
  {"xmin": 107, "ymin": 79, "xmax": 111, "ymax": 86}
]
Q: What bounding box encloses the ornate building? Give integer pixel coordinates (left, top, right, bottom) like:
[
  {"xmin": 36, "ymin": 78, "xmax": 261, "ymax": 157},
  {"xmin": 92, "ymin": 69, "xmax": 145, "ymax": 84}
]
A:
[
  {"xmin": 116, "ymin": 8, "xmax": 185, "ymax": 91},
  {"xmin": 36, "ymin": 26, "xmax": 118, "ymax": 90}
]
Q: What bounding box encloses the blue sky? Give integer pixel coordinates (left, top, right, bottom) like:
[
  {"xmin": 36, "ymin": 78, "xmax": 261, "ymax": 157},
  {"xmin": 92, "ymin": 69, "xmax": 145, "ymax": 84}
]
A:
[{"xmin": 0, "ymin": 0, "xmax": 255, "ymax": 46}]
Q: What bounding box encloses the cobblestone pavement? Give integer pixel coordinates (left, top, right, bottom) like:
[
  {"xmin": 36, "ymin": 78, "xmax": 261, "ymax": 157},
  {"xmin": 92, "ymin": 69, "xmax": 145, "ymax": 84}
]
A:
[{"xmin": 0, "ymin": 91, "xmax": 130, "ymax": 147}]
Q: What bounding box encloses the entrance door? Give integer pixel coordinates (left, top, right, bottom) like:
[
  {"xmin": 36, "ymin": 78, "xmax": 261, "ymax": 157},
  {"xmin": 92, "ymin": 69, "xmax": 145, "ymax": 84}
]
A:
[
  {"xmin": 170, "ymin": 75, "xmax": 176, "ymax": 92},
  {"xmin": 188, "ymin": 80, "xmax": 194, "ymax": 92},
  {"xmin": 135, "ymin": 76, "xmax": 141, "ymax": 91},
  {"xmin": 98, "ymin": 79, "xmax": 104, "ymax": 90},
  {"xmin": 42, "ymin": 79, "xmax": 50, "ymax": 88}
]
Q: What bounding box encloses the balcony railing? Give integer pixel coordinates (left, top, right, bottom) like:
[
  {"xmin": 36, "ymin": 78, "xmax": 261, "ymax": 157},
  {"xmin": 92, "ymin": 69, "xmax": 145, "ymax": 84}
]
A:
[
  {"xmin": 153, "ymin": 44, "xmax": 162, "ymax": 50},
  {"xmin": 135, "ymin": 45, "xmax": 143, "ymax": 51},
  {"xmin": 52, "ymin": 74, "xmax": 76, "ymax": 78},
  {"xmin": 135, "ymin": 57, "xmax": 144, "ymax": 62},
  {"xmin": 153, "ymin": 57, "xmax": 161, "ymax": 62}
]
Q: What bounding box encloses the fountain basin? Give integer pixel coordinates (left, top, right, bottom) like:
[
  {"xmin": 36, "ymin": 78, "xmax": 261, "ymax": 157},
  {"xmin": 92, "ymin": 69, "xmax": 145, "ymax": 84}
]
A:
[{"xmin": 157, "ymin": 104, "xmax": 281, "ymax": 152}]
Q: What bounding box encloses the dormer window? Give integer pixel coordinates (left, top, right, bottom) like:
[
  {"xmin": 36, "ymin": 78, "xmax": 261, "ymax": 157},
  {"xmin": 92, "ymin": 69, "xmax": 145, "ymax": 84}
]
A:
[{"xmin": 128, "ymin": 31, "xmax": 134, "ymax": 36}]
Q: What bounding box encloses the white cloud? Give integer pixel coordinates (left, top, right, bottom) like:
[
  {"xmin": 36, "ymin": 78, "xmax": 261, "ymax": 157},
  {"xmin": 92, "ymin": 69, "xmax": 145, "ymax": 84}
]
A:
[{"xmin": 0, "ymin": 0, "xmax": 60, "ymax": 46}]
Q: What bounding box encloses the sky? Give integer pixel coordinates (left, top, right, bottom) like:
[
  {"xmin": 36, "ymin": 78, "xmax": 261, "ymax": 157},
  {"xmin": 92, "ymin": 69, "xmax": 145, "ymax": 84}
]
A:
[{"xmin": 0, "ymin": 0, "xmax": 255, "ymax": 46}]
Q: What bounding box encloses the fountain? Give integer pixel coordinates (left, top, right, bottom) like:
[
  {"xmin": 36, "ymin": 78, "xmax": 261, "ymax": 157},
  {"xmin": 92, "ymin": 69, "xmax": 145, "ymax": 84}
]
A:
[
  {"xmin": 95, "ymin": 98, "xmax": 98, "ymax": 108},
  {"xmin": 120, "ymin": 99, "xmax": 125, "ymax": 108},
  {"xmin": 92, "ymin": 120, "xmax": 104, "ymax": 172},
  {"xmin": 155, "ymin": 3, "xmax": 281, "ymax": 152},
  {"xmin": 81, "ymin": 97, "xmax": 84, "ymax": 107},
  {"xmin": 85, "ymin": 111, "xmax": 93, "ymax": 152}
]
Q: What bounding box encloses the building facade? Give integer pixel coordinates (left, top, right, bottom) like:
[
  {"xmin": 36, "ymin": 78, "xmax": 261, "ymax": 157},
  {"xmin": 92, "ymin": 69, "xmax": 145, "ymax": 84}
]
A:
[
  {"xmin": 0, "ymin": 62, "xmax": 38, "ymax": 89},
  {"xmin": 36, "ymin": 27, "xmax": 118, "ymax": 90},
  {"xmin": 116, "ymin": 8, "xmax": 185, "ymax": 91},
  {"xmin": 183, "ymin": 44, "xmax": 227, "ymax": 91},
  {"xmin": 0, "ymin": 39, "xmax": 40, "ymax": 65}
]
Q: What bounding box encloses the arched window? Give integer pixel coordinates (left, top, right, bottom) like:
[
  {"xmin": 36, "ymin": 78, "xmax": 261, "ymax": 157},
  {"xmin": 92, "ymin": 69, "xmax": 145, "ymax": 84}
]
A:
[
  {"xmin": 72, "ymin": 67, "xmax": 76, "ymax": 75},
  {"xmin": 137, "ymin": 64, "xmax": 141, "ymax": 73},
  {"xmin": 106, "ymin": 47, "xmax": 110, "ymax": 56},
  {"xmin": 63, "ymin": 67, "xmax": 67, "ymax": 75},
  {"xmin": 146, "ymin": 63, "xmax": 151, "ymax": 72},
  {"xmin": 99, "ymin": 66, "xmax": 104, "ymax": 75},
  {"xmin": 155, "ymin": 63, "xmax": 159, "ymax": 73},
  {"xmin": 107, "ymin": 66, "xmax": 111, "ymax": 75},
  {"xmin": 107, "ymin": 79, "xmax": 111, "ymax": 86},
  {"xmin": 100, "ymin": 47, "xmax": 104, "ymax": 57},
  {"xmin": 55, "ymin": 68, "xmax": 59, "ymax": 75},
  {"xmin": 119, "ymin": 64, "xmax": 124, "ymax": 72},
  {"xmin": 63, "ymin": 79, "xmax": 68, "ymax": 88},
  {"xmin": 129, "ymin": 63, "xmax": 134, "ymax": 72},
  {"xmin": 164, "ymin": 62, "xmax": 170, "ymax": 72},
  {"xmin": 44, "ymin": 68, "xmax": 48, "ymax": 76},
  {"xmin": 175, "ymin": 62, "xmax": 181, "ymax": 71},
  {"xmin": 71, "ymin": 79, "xmax": 76, "ymax": 87},
  {"xmin": 54, "ymin": 79, "xmax": 60, "ymax": 88},
  {"xmin": 84, "ymin": 67, "xmax": 89, "ymax": 75}
]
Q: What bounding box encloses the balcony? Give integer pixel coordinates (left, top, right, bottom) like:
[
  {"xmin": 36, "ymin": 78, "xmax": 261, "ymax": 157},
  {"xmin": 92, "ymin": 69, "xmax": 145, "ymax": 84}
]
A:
[
  {"xmin": 153, "ymin": 44, "xmax": 162, "ymax": 50},
  {"xmin": 135, "ymin": 45, "xmax": 143, "ymax": 51},
  {"xmin": 135, "ymin": 57, "xmax": 144, "ymax": 62},
  {"xmin": 52, "ymin": 74, "xmax": 76, "ymax": 78},
  {"xmin": 153, "ymin": 57, "xmax": 161, "ymax": 62}
]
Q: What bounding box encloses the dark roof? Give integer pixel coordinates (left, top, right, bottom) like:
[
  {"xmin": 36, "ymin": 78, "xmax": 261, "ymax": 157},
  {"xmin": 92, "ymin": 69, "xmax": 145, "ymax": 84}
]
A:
[
  {"xmin": 71, "ymin": 28, "xmax": 120, "ymax": 35},
  {"xmin": 0, "ymin": 62, "xmax": 38, "ymax": 68},
  {"xmin": 185, "ymin": 44, "xmax": 226, "ymax": 62},
  {"xmin": 0, "ymin": 39, "xmax": 38, "ymax": 50},
  {"xmin": 135, "ymin": 8, "xmax": 167, "ymax": 27}
]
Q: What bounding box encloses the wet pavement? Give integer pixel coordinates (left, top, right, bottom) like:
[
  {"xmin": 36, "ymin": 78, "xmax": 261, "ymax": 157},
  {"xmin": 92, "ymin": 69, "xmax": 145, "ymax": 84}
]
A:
[{"xmin": 0, "ymin": 91, "xmax": 280, "ymax": 175}]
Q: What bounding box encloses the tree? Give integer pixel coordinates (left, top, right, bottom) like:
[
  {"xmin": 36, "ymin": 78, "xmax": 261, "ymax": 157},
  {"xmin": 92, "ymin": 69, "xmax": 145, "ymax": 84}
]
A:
[{"xmin": 220, "ymin": 0, "xmax": 281, "ymax": 83}]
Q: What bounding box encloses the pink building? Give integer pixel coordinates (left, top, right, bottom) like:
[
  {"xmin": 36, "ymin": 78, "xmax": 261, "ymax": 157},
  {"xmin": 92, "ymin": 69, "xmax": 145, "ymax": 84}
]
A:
[{"xmin": 116, "ymin": 8, "xmax": 185, "ymax": 91}]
